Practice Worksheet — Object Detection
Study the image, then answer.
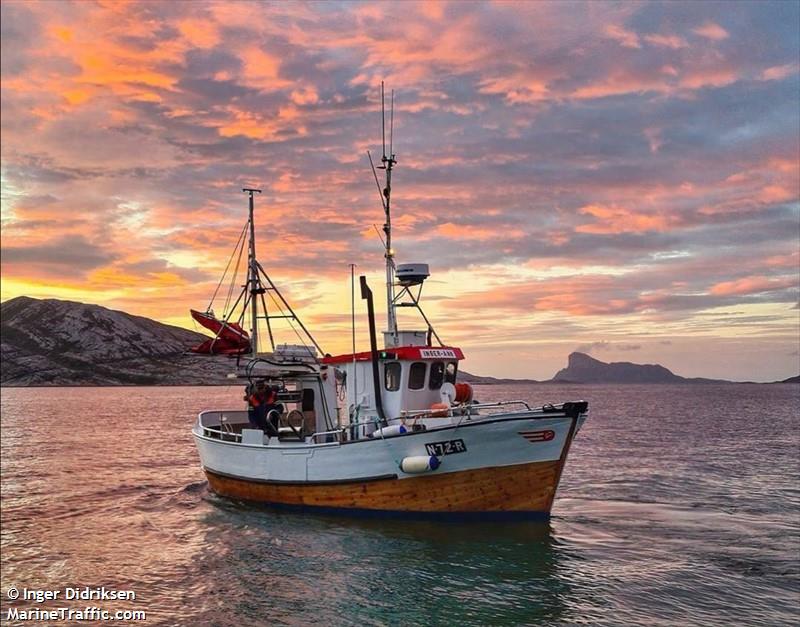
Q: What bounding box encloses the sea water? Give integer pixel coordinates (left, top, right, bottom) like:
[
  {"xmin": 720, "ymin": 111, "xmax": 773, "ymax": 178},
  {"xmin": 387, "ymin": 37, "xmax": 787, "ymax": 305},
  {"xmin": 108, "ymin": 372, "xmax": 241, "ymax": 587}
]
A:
[{"xmin": 1, "ymin": 384, "xmax": 798, "ymax": 625}]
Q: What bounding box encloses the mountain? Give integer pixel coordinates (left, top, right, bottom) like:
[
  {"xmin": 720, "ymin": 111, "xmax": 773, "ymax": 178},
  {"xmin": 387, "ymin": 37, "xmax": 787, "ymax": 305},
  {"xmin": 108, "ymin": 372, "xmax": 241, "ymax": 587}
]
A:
[
  {"xmin": 1, "ymin": 296, "xmax": 236, "ymax": 386},
  {"xmin": 551, "ymin": 351, "xmax": 726, "ymax": 384},
  {"xmin": 2, "ymin": 297, "xmax": 797, "ymax": 386},
  {"xmin": 458, "ymin": 370, "xmax": 539, "ymax": 385}
]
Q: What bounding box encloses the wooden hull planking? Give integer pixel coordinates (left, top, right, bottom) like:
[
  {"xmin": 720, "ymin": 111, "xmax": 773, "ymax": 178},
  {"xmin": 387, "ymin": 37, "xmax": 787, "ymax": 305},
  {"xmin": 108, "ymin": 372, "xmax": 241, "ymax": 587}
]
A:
[{"xmin": 204, "ymin": 457, "xmax": 566, "ymax": 515}]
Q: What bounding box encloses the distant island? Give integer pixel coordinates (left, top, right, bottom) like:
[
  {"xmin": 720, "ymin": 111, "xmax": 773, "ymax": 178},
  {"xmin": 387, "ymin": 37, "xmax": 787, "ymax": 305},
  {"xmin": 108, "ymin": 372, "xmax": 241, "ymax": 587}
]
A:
[
  {"xmin": 1, "ymin": 296, "xmax": 797, "ymax": 386},
  {"xmin": 551, "ymin": 351, "xmax": 727, "ymax": 384}
]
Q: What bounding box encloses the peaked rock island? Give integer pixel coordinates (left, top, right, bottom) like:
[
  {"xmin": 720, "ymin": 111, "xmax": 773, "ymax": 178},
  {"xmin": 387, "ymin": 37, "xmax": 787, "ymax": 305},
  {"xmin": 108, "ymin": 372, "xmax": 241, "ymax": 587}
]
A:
[{"xmin": 552, "ymin": 351, "xmax": 724, "ymax": 384}]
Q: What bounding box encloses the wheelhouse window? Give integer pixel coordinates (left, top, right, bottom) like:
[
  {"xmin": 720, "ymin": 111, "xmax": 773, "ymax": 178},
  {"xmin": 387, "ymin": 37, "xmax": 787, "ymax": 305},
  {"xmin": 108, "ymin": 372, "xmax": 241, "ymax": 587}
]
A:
[
  {"xmin": 408, "ymin": 362, "xmax": 426, "ymax": 390},
  {"xmin": 445, "ymin": 362, "xmax": 457, "ymax": 383},
  {"xmin": 384, "ymin": 361, "xmax": 401, "ymax": 391},
  {"xmin": 429, "ymin": 361, "xmax": 445, "ymax": 390}
]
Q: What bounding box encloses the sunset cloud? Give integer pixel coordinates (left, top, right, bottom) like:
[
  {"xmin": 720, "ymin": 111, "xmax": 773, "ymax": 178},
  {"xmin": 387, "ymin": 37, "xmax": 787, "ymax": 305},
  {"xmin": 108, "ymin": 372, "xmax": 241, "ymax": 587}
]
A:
[{"xmin": 1, "ymin": 0, "xmax": 798, "ymax": 380}]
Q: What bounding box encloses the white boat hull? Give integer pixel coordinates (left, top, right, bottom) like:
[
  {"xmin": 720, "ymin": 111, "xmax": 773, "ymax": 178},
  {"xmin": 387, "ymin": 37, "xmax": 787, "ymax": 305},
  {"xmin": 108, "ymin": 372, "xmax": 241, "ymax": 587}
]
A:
[{"xmin": 193, "ymin": 408, "xmax": 586, "ymax": 519}]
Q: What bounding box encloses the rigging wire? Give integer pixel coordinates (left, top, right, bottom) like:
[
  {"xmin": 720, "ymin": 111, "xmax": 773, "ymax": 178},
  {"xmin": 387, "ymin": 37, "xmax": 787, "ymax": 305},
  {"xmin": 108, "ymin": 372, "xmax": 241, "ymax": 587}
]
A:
[
  {"xmin": 265, "ymin": 283, "xmax": 309, "ymax": 350},
  {"xmin": 223, "ymin": 224, "xmax": 247, "ymax": 318},
  {"xmin": 366, "ymin": 151, "xmax": 387, "ymax": 212},
  {"xmin": 207, "ymin": 222, "xmax": 248, "ymax": 313},
  {"xmin": 256, "ymin": 261, "xmax": 324, "ymax": 354}
]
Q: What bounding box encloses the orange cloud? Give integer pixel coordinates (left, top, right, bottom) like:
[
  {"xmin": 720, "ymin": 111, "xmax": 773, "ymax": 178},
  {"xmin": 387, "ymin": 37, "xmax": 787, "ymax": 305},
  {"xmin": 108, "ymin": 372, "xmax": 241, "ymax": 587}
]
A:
[
  {"xmin": 290, "ymin": 86, "xmax": 319, "ymax": 105},
  {"xmin": 238, "ymin": 46, "xmax": 289, "ymax": 90},
  {"xmin": 177, "ymin": 18, "xmax": 220, "ymax": 49},
  {"xmin": 217, "ymin": 109, "xmax": 279, "ymax": 140}
]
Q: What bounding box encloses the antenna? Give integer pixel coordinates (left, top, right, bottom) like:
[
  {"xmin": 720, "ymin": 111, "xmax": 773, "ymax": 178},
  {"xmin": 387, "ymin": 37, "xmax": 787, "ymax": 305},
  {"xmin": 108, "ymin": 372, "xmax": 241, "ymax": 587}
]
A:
[
  {"xmin": 389, "ymin": 89, "xmax": 394, "ymax": 160},
  {"xmin": 366, "ymin": 83, "xmax": 399, "ymax": 344},
  {"xmin": 381, "ymin": 81, "xmax": 386, "ymax": 160}
]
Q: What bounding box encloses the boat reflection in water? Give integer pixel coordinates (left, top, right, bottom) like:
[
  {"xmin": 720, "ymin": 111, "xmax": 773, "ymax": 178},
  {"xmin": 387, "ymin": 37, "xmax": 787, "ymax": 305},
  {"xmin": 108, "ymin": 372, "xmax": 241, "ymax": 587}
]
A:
[
  {"xmin": 194, "ymin": 495, "xmax": 570, "ymax": 625},
  {"xmin": 190, "ymin": 85, "xmax": 588, "ymax": 519}
]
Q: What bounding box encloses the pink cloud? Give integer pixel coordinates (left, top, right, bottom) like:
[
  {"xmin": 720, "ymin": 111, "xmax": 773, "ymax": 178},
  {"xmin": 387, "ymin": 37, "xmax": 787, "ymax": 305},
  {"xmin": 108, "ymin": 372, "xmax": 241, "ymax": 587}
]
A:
[
  {"xmin": 576, "ymin": 205, "xmax": 675, "ymax": 234},
  {"xmin": 604, "ymin": 24, "xmax": 641, "ymax": 49},
  {"xmin": 679, "ymin": 66, "xmax": 738, "ymax": 89},
  {"xmin": 710, "ymin": 276, "xmax": 796, "ymax": 296},
  {"xmin": 693, "ymin": 22, "xmax": 729, "ymax": 41},
  {"xmin": 761, "ymin": 64, "xmax": 798, "ymax": 81},
  {"xmin": 644, "ymin": 33, "xmax": 688, "ymax": 49}
]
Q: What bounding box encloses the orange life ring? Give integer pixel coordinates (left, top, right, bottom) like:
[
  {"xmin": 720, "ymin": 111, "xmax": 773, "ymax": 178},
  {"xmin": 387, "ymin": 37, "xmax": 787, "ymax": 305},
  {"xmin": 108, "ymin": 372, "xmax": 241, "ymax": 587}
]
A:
[{"xmin": 430, "ymin": 402, "xmax": 450, "ymax": 417}]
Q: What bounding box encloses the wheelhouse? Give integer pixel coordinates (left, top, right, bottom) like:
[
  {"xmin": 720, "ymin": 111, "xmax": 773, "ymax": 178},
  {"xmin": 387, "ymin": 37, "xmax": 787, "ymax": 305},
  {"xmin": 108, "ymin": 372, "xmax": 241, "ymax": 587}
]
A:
[{"xmin": 322, "ymin": 345, "xmax": 466, "ymax": 435}]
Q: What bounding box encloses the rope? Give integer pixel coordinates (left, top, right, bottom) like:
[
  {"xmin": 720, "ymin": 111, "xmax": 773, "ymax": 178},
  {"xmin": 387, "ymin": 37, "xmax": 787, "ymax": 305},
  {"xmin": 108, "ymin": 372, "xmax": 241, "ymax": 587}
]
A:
[{"xmin": 373, "ymin": 419, "xmax": 403, "ymax": 467}]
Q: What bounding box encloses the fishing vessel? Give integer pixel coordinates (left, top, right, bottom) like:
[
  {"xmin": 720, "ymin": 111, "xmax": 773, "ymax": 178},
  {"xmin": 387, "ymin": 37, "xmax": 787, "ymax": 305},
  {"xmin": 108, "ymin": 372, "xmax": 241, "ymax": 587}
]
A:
[{"xmin": 190, "ymin": 87, "xmax": 588, "ymax": 519}]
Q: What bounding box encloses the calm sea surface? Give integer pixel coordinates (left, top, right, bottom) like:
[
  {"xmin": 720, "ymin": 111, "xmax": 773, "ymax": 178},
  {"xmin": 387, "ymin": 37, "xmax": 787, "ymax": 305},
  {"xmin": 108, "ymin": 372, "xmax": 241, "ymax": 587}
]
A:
[{"xmin": 1, "ymin": 384, "xmax": 798, "ymax": 626}]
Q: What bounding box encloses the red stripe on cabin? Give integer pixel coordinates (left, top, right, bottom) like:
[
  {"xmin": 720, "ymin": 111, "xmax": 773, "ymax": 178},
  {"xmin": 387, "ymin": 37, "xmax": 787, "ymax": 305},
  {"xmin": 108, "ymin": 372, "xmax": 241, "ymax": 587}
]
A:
[{"xmin": 321, "ymin": 346, "xmax": 465, "ymax": 364}]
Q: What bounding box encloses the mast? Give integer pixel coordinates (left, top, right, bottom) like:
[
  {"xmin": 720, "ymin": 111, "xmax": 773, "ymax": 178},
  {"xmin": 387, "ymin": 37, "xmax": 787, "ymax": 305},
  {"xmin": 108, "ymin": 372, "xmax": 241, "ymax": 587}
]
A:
[
  {"xmin": 243, "ymin": 187, "xmax": 261, "ymax": 357},
  {"xmin": 379, "ymin": 83, "xmax": 397, "ymax": 342},
  {"xmin": 350, "ymin": 263, "xmax": 357, "ymax": 408}
]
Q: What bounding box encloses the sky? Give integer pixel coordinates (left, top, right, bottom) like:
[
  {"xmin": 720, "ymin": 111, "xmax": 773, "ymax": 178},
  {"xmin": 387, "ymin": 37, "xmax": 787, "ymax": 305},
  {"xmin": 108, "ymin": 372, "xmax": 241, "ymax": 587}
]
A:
[{"xmin": 1, "ymin": 0, "xmax": 798, "ymax": 381}]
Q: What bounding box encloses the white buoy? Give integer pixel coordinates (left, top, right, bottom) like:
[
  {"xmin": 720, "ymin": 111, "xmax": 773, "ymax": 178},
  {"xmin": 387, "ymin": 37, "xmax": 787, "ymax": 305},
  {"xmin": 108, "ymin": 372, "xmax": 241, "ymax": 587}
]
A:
[
  {"xmin": 400, "ymin": 455, "xmax": 441, "ymax": 473},
  {"xmin": 373, "ymin": 424, "xmax": 407, "ymax": 438}
]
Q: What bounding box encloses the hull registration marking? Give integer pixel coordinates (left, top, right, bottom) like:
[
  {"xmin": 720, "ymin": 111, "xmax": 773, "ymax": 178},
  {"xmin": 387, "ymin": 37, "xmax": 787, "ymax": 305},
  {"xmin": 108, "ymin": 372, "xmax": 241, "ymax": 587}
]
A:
[{"xmin": 425, "ymin": 439, "xmax": 467, "ymax": 456}]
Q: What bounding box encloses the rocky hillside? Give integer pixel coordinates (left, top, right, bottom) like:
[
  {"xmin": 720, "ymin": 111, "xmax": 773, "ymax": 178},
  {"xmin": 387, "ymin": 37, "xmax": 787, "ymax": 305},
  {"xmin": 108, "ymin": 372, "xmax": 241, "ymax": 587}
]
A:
[
  {"xmin": 551, "ymin": 351, "xmax": 725, "ymax": 384},
  {"xmin": 458, "ymin": 371, "xmax": 539, "ymax": 385},
  {"xmin": 1, "ymin": 296, "xmax": 236, "ymax": 385},
  {"xmin": 2, "ymin": 297, "xmax": 797, "ymax": 386}
]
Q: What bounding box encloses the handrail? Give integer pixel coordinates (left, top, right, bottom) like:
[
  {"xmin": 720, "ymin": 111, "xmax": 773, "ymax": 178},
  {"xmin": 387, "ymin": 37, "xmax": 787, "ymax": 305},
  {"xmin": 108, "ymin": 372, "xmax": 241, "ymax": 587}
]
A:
[
  {"xmin": 200, "ymin": 425, "xmax": 242, "ymax": 441},
  {"xmin": 197, "ymin": 399, "xmax": 549, "ymax": 446},
  {"xmin": 400, "ymin": 400, "xmax": 532, "ymax": 418},
  {"xmin": 309, "ymin": 429, "xmax": 347, "ymax": 443}
]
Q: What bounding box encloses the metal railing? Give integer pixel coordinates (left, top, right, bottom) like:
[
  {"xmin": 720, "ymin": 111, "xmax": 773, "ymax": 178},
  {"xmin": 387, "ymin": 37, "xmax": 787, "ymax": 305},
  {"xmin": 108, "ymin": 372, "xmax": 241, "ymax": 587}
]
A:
[
  {"xmin": 309, "ymin": 429, "xmax": 347, "ymax": 444},
  {"xmin": 201, "ymin": 425, "xmax": 242, "ymax": 442},
  {"xmin": 197, "ymin": 412, "xmax": 246, "ymax": 442},
  {"xmin": 399, "ymin": 399, "xmax": 532, "ymax": 419},
  {"xmin": 197, "ymin": 400, "xmax": 546, "ymax": 446}
]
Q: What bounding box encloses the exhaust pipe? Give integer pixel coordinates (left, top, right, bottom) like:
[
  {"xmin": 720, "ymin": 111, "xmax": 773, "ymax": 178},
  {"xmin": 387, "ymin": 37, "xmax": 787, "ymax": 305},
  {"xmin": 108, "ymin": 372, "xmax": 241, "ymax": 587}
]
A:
[{"xmin": 360, "ymin": 276, "xmax": 387, "ymax": 424}]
